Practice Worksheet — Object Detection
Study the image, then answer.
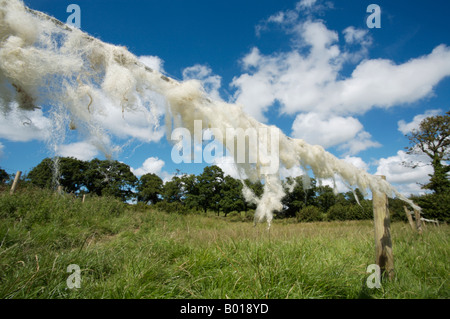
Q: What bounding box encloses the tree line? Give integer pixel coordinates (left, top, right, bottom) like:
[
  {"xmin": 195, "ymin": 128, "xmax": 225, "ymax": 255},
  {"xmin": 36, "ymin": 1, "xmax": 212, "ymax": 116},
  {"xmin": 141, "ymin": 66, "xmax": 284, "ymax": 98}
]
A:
[
  {"xmin": 1, "ymin": 111, "xmax": 448, "ymax": 221},
  {"xmin": 0, "ymin": 158, "xmax": 412, "ymax": 222}
]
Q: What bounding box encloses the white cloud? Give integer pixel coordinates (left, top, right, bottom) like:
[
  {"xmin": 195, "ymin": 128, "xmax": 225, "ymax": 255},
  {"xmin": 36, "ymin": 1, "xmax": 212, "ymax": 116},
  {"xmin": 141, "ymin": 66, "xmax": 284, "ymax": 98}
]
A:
[
  {"xmin": 338, "ymin": 131, "xmax": 381, "ymax": 156},
  {"xmin": 234, "ymin": 30, "xmax": 450, "ymax": 120},
  {"xmin": 231, "ymin": 2, "xmax": 450, "ymax": 155},
  {"xmin": 132, "ymin": 156, "xmax": 165, "ymax": 177},
  {"xmin": 291, "ymin": 113, "xmax": 380, "ymax": 154},
  {"xmin": 342, "ymin": 155, "xmax": 369, "ymax": 172},
  {"xmin": 85, "ymin": 92, "xmax": 166, "ymax": 146},
  {"xmin": 0, "ymin": 104, "xmax": 51, "ymax": 142},
  {"xmin": 297, "ymin": 0, "xmax": 317, "ymax": 9},
  {"xmin": 375, "ymin": 150, "xmax": 432, "ymax": 196},
  {"xmin": 0, "ymin": 142, "xmax": 4, "ymax": 158},
  {"xmin": 343, "ymin": 26, "xmax": 370, "ymax": 45},
  {"xmin": 56, "ymin": 141, "xmax": 99, "ymax": 161},
  {"xmin": 131, "ymin": 156, "xmax": 174, "ymax": 183},
  {"xmin": 398, "ymin": 109, "xmax": 442, "ymax": 135},
  {"xmin": 279, "ymin": 165, "xmax": 304, "ymax": 180},
  {"xmin": 291, "ymin": 113, "xmax": 363, "ymax": 148}
]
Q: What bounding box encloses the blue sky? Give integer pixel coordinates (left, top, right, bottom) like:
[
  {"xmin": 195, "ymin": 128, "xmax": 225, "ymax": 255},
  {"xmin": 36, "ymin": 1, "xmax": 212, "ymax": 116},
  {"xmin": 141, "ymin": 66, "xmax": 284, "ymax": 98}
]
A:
[{"xmin": 1, "ymin": 0, "xmax": 450, "ymax": 196}]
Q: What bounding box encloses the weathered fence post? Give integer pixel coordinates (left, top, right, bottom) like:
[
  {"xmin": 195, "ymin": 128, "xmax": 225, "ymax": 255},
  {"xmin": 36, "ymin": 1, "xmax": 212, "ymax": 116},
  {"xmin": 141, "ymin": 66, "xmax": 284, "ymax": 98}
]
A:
[
  {"xmin": 403, "ymin": 206, "xmax": 416, "ymax": 232},
  {"xmin": 414, "ymin": 209, "xmax": 423, "ymax": 235},
  {"xmin": 373, "ymin": 175, "xmax": 394, "ymax": 280},
  {"xmin": 10, "ymin": 171, "xmax": 22, "ymax": 195}
]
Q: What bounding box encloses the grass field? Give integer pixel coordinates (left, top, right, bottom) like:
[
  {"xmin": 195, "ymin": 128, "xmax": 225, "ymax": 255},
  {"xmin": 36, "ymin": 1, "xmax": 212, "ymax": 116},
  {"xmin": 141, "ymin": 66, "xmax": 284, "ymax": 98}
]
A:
[{"xmin": 0, "ymin": 188, "xmax": 448, "ymax": 299}]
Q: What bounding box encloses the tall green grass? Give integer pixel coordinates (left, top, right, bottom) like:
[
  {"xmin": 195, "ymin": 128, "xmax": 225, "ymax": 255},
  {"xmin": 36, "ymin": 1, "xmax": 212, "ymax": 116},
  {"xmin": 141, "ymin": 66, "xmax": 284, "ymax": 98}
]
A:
[{"xmin": 0, "ymin": 188, "xmax": 448, "ymax": 299}]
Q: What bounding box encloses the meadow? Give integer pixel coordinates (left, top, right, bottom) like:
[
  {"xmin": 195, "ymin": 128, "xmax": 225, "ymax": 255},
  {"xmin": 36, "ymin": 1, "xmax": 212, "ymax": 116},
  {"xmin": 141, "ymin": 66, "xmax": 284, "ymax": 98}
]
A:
[{"xmin": 0, "ymin": 188, "xmax": 448, "ymax": 299}]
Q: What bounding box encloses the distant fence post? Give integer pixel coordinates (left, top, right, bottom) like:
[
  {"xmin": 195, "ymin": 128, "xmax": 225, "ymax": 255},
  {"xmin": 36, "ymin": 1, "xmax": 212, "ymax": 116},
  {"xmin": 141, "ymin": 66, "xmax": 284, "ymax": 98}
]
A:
[
  {"xmin": 10, "ymin": 171, "xmax": 22, "ymax": 195},
  {"xmin": 373, "ymin": 175, "xmax": 394, "ymax": 280},
  {"xmin": 414, "ymin": 209, "xmax": 423, "ymax": 235},
  {"xmin": 403, "ymin": 206, "xmax": 416, "ymax": 232}
]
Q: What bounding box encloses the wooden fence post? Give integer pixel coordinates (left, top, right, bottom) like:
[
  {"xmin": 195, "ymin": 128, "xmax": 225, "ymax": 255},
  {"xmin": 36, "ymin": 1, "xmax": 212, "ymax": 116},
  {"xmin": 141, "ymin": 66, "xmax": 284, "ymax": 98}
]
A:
[
  {"xmin": 414, "ymin": 209, "xmax": 423, "ymax": 235},
  {"xmin": 373, "ymin": 175, "xmax": 394, "ymax": 280},
  {"xmin": 403, "ymin": 206, "xmax": 416, "ymax": 232},
  {"xmin": 10, "ymin": 171, "xmax": 22, "ymax": 195}
]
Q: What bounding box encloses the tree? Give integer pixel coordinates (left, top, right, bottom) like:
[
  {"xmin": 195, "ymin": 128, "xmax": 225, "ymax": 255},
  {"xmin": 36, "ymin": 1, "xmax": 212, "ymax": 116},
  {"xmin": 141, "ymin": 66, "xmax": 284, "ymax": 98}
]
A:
[
  {"xmin": 58, "ymin": 157, "xmax": 89, "ymax": 193},
  {"xmin": 197, "ymin": 165, "xmax": 224, "ymax": 214},
  {"xmin": 27, "ymin": 158, "xmax": 54, "ymax": 189},
  {"xmin": 0, "ymin": 167, "xmax": 10, "ymax": 184},
  {"xmin": 405, "ymin": 111, "xmax": 449, "ymax": 194},
  {"xmin": 161, "ymin": 175, "xmax": 185, "ymax": 204},
  {"xmin": 84, "ymin": 159, "xmax": 137, "ymax": 201},
  {"xmin": 137, "ymin": 173, "xmax": 163, "ymax": 204},
  {"xmin": 281, "ymin": 176, "xmax": 317, "ymax": 217},
  {"xmin": 182, "ymin": 174, "xmax": 200, "ymax": 211},
  {"xmin": 220, "ymin": 176, "xmax": 245, "ymax": 217},
  {"xmin": 316, "ymin": 185, "xmax": 337, "ymax": 212},
  {"xmin": 27, "ymin": 157, "xmax": 88, "ymax": 192}
]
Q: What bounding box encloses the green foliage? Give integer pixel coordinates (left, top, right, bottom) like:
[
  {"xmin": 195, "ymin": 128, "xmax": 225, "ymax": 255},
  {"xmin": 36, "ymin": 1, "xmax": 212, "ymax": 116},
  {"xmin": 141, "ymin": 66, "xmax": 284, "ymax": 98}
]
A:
[
  {"xmin": 347, "ymin": 201, "xmax": 373, "ymax": 220},
  {"xmin": 327, "ymin": 203, "xmax": 349, "ymax": 221},
  {"xmin": 27, "ymin": 158, "xmax": 55, "ymax": 189},
  {"xmin": 296, "ymin": 205, "xmax": 323, "ymax": 222},
  {"xmin": 84, "ymin": 159, "xmax": 137, "ymax": 201},
  {"xmin": 181, "ymin": 174, "xmax": 200, "ymax": 210},
  {"xmin": 405, "ymin": 111, "xmax": 449, "ymax": 194},
  {"xmin": 411, "ymin": 192, "xmax": 450, "ymax": 222},
  {"xmin": 0, "ymin": 189, "xmax": 448, "ymax": 299},
  {"xmin": 153, "ymin": 200, "xmax": 186, "ymax": 214},
  {"xmin": 0, "ymin": 167, "xmax": 9, "ymax": 184},
  {"xmin": 0, "ymin": 187, "xmax": 125, "ymax": 226},
  {"xmin": 161, "ymin": 175, "xmax": 185, "ymax": 203},
  {"xmin": 27, "ymin": 157, "xmax": 137, "ymax": 202},
  {"xmin": 137, "ymin": 173, "xmax": 163, "ymax": 204},
  {"xmin": 197, "ymin": 165, "xmax": 224, "ymax": 214},
  {"xmin": 316, "ymin": 185, "xmax": 337, "ymax": 212},
  {"xmin": 281, "ymin": 176, "xmax": 316, "ymax": 218},
  {"xmin": 220, "ymin": 176, "xmax": 245, "ymax": 216}
]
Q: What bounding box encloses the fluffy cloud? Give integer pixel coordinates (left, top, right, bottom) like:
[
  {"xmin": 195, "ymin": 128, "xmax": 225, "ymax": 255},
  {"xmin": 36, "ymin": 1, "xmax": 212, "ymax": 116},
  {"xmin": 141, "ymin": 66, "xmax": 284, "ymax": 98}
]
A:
[
  {"xmin": 132, "ymin": 156, "xmax": 173, "ymax": 182},
  {"xmin": 231, "ymin": 2, "xmax": 450, "ymax": 155},
  {"xmin": 0, "ymin": 142, "xmax": 4, "ymax": 158},
  {"xmin": 234, "ymin": 30, "xmax": 450, "ymax": 120},
  {"xmin": 291, "ymin": 113, "xmax": 363, "ymax": 148},
  {"xmin": 337, "ymin": 131, "xmax": 381, "ymax": 156},
  {"xmin": 291, "ymin": 113, "xmax": 380, "ymax": 154},
  {"xmin": 56, "ymin": 141, "xmax": 99, "ymax": 161},
  {"xmin": 0, "ymin": 104, "xmax": 51, "ymax": 142},
  {"xmin": 375, "ymin": 150, "xmax": 432, "ymax": 196},
  {"xmin": 342, "ymin": 155, "xmax": 369, "ymax": 171},
  {"xmin": 132, "ymin": 156, "xmax": 165, "ymax": 177}
]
